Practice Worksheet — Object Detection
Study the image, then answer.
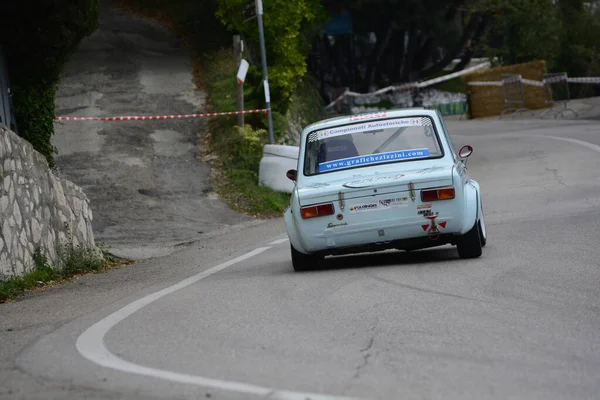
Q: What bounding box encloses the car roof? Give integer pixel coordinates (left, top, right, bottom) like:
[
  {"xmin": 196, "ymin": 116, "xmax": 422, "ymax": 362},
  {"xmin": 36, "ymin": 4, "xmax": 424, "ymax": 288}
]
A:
[{"xmin": 303, "ymin": 107, "xmax": 440, "ymax": 135}]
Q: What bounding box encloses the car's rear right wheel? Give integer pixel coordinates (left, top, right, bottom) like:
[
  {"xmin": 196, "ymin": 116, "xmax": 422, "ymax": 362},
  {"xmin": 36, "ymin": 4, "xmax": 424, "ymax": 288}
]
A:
[
  {"xmin": 291, "ymin": 244, "xmax": 321, "ymax": 271},
  {"xmin": 456, "ymin": 220, "xmax": 483, "ymax": 259}
]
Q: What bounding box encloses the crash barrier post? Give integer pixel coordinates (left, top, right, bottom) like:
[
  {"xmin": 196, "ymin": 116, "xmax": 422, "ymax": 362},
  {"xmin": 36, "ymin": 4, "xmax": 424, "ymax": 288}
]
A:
[
  {"xmin": 500, "ymin": 74, "xmax": 533, "ymax": 118},
  {"xmin": 541, "ymin": 72, "xmax": 578, "ymax": 119}
]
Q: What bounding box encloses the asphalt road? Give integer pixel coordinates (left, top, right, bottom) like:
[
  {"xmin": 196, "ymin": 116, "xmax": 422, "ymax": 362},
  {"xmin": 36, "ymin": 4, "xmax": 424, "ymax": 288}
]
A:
[{"xmin": 2, "ymin": 118, "xmax": 600, "ymax": 400}]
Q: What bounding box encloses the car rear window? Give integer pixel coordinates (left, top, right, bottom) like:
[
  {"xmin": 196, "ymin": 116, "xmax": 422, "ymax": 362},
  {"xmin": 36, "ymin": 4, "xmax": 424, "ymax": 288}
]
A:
[{"xmin": 303, "ymin": 116, "xmax": 443, "ymax": 176}]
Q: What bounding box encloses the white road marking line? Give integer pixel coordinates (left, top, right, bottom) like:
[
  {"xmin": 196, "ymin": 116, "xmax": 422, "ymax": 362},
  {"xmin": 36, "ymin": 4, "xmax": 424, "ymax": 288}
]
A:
[
  {"xmin": 76, "ymin": 246, "xmax": 359, "ymax": 400},
  {"xmin": 532, "ymin": 135, "xmax": 600, "ymax": 153},
  {"xmin": 453, "ymin": 132, "xmax": 600, "ymax": 154},
  {"xmin": 269, "ymin": 238, "xmax": 290, "ymax": 245}
]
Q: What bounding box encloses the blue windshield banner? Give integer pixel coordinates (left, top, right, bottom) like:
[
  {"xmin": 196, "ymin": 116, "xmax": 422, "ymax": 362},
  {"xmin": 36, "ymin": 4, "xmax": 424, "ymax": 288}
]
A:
[{"xmin": 318, "ymin": 148, "xmax": 430, "ymax": 172}]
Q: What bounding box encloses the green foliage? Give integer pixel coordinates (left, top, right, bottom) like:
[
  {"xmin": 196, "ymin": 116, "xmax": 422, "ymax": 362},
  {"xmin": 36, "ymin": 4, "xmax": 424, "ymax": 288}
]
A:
[
  {"xmin": 220, "ymin": 125, "xmax": 267, "ymax": 172},
  {"xmin": 480, "ymin": 0, "xmax": 561, "ymax": 68},
  {"xmin": 555, "ymin": 0, "xmax": 600, "ymax": 97},
  {"xmin": 56, "ymin": 243, "xmax": 105, "ymax": 276},
  {"xmin": 115, "ymin": 0, "xmax": 230, "ymax": 54},
  {"xmin": 0, "ymin": 0, "xmax": 100, "ymax": 166},
  {"xmin": 0, "ymin": 248, "xmax": 56, "ymax": 302},
  {"xmin": 0, "ymin": 241, "xmax": 106, "ymax": 303},
  {"xmin": 203, "ymin": 49, "xmax": 290, "ymax": 217},
  {"xmin": 287, "ymin": 77, "xmax": 327, "ymax": 125},
  {"xmin": 215, "ymin": 0, "xmax": 326, "ymax": 115},
  {"xmin": 476, "ymin": 0, "xmax": 600, "ymax": 86},
  {"xmin": 9, "ymin": 81, "xmax": 59, "ymax": 167},
  {"xmin": 209, "ymin": 123, "xmax": 290, "ymax": 217}
]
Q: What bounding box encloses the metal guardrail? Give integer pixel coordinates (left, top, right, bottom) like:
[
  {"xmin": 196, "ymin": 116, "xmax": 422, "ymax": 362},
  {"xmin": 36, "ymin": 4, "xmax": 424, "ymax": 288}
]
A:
[
  {"xmin": 500, "ymin": 74, "xmax": 533, "ymax": 118},
  {"xmin": 541, "ymin": 72, "xmax": 578, "ymax": 119}
]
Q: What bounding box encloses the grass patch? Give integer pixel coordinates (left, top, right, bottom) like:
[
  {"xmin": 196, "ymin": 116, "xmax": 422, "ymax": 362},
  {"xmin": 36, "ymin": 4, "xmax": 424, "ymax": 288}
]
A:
[
  {"xmin": 0, "ymin": 242, "xmax": 135, "ymax": 303},
  {"xmin": 201, "ymin": 50, "xmax": 291, "ymax": 218}
]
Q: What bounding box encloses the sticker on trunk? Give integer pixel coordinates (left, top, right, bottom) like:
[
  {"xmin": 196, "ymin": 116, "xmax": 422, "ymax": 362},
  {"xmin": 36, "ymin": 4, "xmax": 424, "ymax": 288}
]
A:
[
  {"xmin": 418, "ymin": 210, "xmax": 439, "ymax": 216},
  {"xmin": 348, "ymin": 202, "xmax": 379, "ymax": 213},
  {"xmin": 343, "ymin": 174, "xmax": 405, "ymax": 188},
  {"xmin": 379, "ymin": 197, "xmax": 409, "ymax": 208},
  {"xmin": 350, "ymin": 197, "xmax": 408, "ymax": 213}
]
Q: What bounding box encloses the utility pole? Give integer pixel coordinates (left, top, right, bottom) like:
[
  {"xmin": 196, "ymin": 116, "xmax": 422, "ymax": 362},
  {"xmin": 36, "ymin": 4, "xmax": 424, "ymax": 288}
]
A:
[
  {"xmin": 233, "ymin": 35, "xmax": 244, "ymax": 127},
  {"xmin": 255, "ymin": 0, "xmax": 274, "ymax": 144}
]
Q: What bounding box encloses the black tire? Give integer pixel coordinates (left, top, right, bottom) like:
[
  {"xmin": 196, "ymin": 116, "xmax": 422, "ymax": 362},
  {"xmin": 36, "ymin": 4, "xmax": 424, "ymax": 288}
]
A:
[
  {"xmin": 291, "ymin": 244, "xmax": 321, "ymax": 271},
  {"xmin": 457, "ymin": 221, "xmax": 483, "ymax": 259}
]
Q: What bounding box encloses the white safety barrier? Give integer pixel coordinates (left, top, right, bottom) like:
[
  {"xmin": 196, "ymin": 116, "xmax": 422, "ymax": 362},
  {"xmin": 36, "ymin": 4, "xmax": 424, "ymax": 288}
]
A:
[{"xmin": 258, "ymin": 144, "xmax": 299, "ymax": 194}]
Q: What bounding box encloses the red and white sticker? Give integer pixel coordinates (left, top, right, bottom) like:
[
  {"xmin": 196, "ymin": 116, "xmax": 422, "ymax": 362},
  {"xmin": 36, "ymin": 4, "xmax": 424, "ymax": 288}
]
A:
[{"xmin": 421, "ymin": 214, "xmax": 446, "ymax": 240}]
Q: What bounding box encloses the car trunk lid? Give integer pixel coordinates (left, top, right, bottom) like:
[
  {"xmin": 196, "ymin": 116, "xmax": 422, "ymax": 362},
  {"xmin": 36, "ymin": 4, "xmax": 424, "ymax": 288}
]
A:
[{"xmin": 297, "ymin": 166, "xmax": 454, "ymax": 206}]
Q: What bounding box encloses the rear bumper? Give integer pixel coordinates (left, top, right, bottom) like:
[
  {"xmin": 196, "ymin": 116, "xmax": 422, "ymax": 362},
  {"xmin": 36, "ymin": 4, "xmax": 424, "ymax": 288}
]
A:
[
  {"xmin": 294, "ymin": 215, "xmax": 463, "ymax": 255},
  {"xmin": 311, "ymin": 233, "xmax": 457, "ymax": 257}
]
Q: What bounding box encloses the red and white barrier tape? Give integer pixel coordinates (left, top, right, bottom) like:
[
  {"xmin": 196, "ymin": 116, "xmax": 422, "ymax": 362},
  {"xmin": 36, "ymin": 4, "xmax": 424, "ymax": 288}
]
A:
[{"xmin": 54, "ymin": 108, "xmax": 270, "ymax": 121}]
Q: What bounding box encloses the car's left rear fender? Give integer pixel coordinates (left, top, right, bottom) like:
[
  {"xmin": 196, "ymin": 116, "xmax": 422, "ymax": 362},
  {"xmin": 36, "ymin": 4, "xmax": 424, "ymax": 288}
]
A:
[{"xmin": 283, "ymin": 190, "xmax": 309, "ymax": 254}]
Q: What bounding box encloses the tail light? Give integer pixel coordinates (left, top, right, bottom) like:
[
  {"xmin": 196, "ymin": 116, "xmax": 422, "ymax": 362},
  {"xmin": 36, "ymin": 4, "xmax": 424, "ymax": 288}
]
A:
[
  {"xmin": 421, "ymin": 187, "xmax": 455, "ymax": 201},
  {"xmin": 301, "ymin": 203, "xmax": 335, "ymax": 219}
]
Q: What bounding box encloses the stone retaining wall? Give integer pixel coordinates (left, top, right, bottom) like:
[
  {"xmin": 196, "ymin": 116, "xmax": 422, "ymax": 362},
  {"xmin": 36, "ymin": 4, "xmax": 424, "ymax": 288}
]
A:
[{"xmin": 0, "ymin": 125, "xmax": 95, "ymax": 277}]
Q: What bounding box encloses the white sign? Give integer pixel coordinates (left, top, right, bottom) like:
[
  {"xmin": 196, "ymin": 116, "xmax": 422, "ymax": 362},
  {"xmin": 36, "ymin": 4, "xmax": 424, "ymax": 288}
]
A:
[
  {"xmin": 264, "ymin": 80, "xmax": 270, "ymax": 103},
  {"xmin": 236, "ymin": 59, "xmax": 249, "ymax": 85}
]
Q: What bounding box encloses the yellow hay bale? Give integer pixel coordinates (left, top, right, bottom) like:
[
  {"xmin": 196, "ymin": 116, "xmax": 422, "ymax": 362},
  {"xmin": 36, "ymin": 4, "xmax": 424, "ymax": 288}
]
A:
[{"xmin": 462, "ymin": 60, "xmax": 547, "ymax": 118}]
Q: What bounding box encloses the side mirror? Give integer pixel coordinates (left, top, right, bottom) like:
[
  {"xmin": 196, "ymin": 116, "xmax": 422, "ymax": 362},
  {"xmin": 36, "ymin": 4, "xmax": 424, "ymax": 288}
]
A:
[
  {"xmin": 286, "ymin": 169, "xmax": 297, "ymax": 181},
  {"xmin": 458, "ymin": 145, "xmax": 473, "ymax": 166},
  {"xmin": 459, "ymin": 145, "xmax": 473, "ymax": 159}
]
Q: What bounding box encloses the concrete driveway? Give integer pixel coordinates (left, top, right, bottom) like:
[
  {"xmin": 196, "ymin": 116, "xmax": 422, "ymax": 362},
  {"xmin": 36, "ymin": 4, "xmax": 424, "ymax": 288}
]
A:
[{"xmin": 52, "ymin": 1, "xmax": 252, "ymax": 260}]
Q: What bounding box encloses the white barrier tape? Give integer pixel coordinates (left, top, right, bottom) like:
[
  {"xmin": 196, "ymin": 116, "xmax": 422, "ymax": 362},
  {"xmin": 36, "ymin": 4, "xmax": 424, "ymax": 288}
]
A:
[
  {"xmin": 543, "ymin": 76, "xmax": 568, "ymax": 84},
  {"xmin": 55, "ymin": 108, "xmax": 270, "ymax": 121},
  {"xmin": 521, "ymin": 79, "xmax": 544, "ymax": 87},
  {"xmin": 325, "ymin": 61, "xmax": 491, "ymax": 109},
  {"xmin": 468, "ymin": 76, "xmax": 600, "ymax": 87},
  {"xmin": 325, "ymin": 83, "xmax": 416, "ymax": 109},
  {"xmin": 417, "ymin": 61, "xmax": 491, "ymax": 88},
  {"xmin": 568, "ymin": 77, "xmax": 600, "ymax": 84},
  {"xmin": 465, "ymin": 81, "xmax": 502, "ymax": 86},
  {"xmin": 326, "ymin": 71, "xmax": 600, "ymax": 109}
]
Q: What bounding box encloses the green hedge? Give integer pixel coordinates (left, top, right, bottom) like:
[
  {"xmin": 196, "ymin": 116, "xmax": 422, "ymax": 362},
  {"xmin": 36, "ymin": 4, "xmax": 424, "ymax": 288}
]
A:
[{"xmin": 0, "ymin": 1, "xmax": 100, "ymax": 167}]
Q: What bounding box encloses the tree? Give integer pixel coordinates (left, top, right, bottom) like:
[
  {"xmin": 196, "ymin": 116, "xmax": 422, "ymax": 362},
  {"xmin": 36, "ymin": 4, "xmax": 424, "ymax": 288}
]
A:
[
  {"xmin": 309, "ymin": 0, "xmax": 493, "ymax": 93},
  {"xmin": 0, "ymin": 0, "xmax": 100, "ymax": 166},
  {"xmin": 215, "ymin": 0, "xmax": 326, "ymax": 115},
  {"xmin": 555, "ymin": 0, "xmax": 600, "ymax": 77},
  {"xmin": 478, "ymin": 0, "xmax": 561, "ymax": 68}
]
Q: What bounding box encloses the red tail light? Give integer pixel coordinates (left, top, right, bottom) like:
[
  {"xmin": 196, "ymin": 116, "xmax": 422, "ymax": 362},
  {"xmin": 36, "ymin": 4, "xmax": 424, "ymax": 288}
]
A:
[
  {"xmin": 421, "ymin": 187, "xmax": 455, "ymax": 201},
  {"xmin": 300, "ymin": 203, "xmax": 335, "ymax": 219}
]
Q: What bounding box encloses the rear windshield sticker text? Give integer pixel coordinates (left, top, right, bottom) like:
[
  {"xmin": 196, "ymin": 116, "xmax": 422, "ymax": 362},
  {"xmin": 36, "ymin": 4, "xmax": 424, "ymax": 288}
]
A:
[{"xmin": 319, "ymin": 148, "xmax": 430, "ymax": 172}]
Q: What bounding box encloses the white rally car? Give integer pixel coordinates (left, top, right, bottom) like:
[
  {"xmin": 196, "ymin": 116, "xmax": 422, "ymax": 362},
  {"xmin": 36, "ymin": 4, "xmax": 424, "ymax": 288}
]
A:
[{"xmin": 283, "ymin": 108, "xmax": 486, "ymax": 271}]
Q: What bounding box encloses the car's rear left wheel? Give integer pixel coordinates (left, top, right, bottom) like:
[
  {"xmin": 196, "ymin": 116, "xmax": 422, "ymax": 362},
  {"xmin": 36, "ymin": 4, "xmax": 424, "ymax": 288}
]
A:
[
  {"xmin": 456, "ymin": 220, "xmax": 483, "ymax": 259},
  {"xmin": 291, "ymin": 244, "xmax": 322, "ymax": 271}
]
